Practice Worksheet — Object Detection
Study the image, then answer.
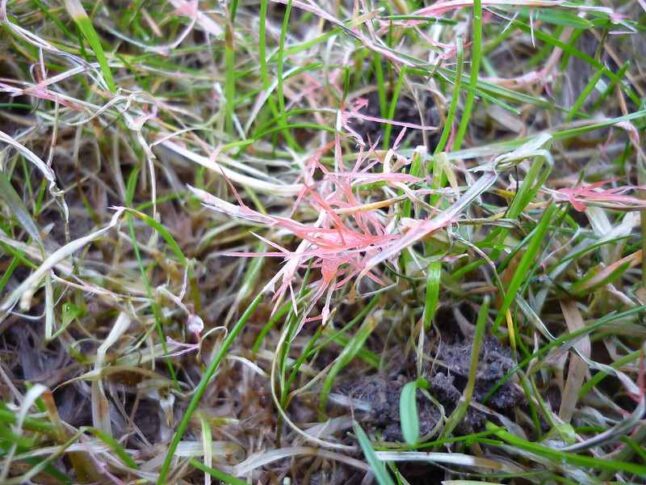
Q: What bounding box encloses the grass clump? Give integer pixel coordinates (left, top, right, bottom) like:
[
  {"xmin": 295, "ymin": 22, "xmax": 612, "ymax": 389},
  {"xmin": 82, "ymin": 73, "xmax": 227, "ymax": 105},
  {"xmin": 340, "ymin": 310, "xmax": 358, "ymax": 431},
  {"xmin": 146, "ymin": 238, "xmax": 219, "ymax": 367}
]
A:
[{"xmin": 0, "ymin": 0, "xmax": 645, "ymax": 483}]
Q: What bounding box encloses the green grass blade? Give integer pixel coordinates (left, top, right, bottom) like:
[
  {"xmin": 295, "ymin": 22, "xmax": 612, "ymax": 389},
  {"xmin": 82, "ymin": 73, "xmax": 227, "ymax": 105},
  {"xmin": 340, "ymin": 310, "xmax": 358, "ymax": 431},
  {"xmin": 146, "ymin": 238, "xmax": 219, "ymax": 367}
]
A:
[
  {"xmin": 353, "ymin": 422, "xmax": 396, "ymax": 485},
  {"xmin": 422, "ymin": 260, "xmax": 441, "ymax": 329},
  {"xmin": 0, "ymin": 172, "xmax": 43, "ymax": 249},
  {"xmin": 383, "ymin": 66, "xmax": 406, "ymax": 149},
  {"xmin": 224, "ymin": 0, "xmax": 238, "ymax": 134},
  {"xmin": 319, "ymin": 311, "xmax": 379, "ymax": 417},
  {"xmin": 157, "ymin": 292, "xmax": 264, "ymax": 484},
  {"xmin": 123, "ymin": 208, "xmax": 187, "ymax": 267},
  {"xmin": 442, "ymin": 296, "xmax": 490, "ymax": 438},
  {"xmin": 453, "ymin": 0, "xmax": 482, "ymax": 151},
  {"xmin": 565, "ymin": 67, "xmax": 605, "ymax": 122},
  {"xmin": 64, "ymin": 0, "xmax": 116, "ymax": 92},
  {"xmin": 490, "ymin": 424, "xmax": 646, "ymax": 476},
  {"xmin": 434, "ymin": 37, "xmax": 463, "ymax": 154},
  {"xmin": 493, "ymin": 204, "xmax": 558, "ymax": 331},
  {"xmin": 87, "ymin": 428, "xmax": 138, "ymax": 469},
  {"xmin": 189, "ymin": 458, "xmax": 247, "ymax": 485}
]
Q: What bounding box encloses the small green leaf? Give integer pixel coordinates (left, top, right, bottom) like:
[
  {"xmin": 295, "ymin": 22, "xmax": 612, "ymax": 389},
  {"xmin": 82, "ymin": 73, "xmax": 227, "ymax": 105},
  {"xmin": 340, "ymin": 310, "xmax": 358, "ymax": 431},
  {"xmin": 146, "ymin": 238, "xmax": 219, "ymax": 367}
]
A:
[
  {"xmin": 61, "ymin": 302, "xmax": 84, "ymax": 329},
  {"xmin": 399, "ymin": 381, "xmax": 420, "ymax": 445}
]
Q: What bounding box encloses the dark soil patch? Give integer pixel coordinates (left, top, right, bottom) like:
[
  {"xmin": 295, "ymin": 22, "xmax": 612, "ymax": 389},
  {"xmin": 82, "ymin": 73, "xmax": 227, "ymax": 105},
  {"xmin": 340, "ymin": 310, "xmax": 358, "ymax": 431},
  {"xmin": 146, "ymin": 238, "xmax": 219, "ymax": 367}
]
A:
[
  {"xmin": 0, "ymin": 65, "xmax": 33, "ymax": 136},
  {"xmin": 337, "ymin": 335, "xmax": 522, "ymax": 442},
  {"xmin": 428, "ymin": 337, "xmax": 521, "ymax": 429},
  {"xmin": 346, "ymin": 375, "xmax": 441, "ymax": 442},
  {"xmin": 349, "ymin": 91, "xmax": 439, "ymax": 150}
]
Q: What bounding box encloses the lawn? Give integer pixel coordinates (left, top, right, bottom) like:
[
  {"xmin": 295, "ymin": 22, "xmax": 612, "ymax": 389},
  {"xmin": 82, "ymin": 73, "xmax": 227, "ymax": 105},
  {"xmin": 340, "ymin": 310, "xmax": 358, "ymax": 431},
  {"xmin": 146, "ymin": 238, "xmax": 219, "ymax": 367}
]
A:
[{"xmin": 0, "ymin": 0, "xmax": 645, "ymax": 483}]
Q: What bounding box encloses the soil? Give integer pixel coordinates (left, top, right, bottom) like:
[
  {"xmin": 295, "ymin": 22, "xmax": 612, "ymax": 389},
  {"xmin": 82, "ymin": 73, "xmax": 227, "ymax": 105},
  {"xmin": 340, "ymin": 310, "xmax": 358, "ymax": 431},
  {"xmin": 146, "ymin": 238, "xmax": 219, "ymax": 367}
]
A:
[
  {"xmin": 428, "ymin": 336, "xmax": 520, "ymax": 427},
  {"xmin": 337, "ymin": 334, "xmax": 522, "ymax": 443},
  {"xmin": 349, "ymin": 90, "xmax": 440, "ymax": 150}
]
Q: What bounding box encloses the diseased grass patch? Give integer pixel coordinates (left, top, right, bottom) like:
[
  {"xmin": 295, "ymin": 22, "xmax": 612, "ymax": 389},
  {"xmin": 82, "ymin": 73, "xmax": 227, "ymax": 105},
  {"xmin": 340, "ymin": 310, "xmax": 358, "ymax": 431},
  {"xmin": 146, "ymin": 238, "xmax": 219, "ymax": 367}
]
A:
[{"xmin": 0, "ymin": 1, "xmax": 645, "ymax": 483}]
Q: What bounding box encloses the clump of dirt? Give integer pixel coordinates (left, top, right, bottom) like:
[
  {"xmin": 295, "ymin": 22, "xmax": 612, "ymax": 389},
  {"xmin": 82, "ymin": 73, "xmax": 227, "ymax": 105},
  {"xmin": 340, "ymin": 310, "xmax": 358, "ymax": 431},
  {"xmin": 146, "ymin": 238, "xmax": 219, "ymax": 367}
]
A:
[
  {"xmin": 349, "ymin": 90, "xmax": 439, "ymax": 150},
  {"xmin": 338, "ymin": 335, "xmax": 521, "ymax": 442},
  {"xmin": 345, "ymin": 375, "xmax": 441, "ymax": 441},
  {"xmin": 428, "ymin": 336, "xmax": 521, "ymax": 430}
]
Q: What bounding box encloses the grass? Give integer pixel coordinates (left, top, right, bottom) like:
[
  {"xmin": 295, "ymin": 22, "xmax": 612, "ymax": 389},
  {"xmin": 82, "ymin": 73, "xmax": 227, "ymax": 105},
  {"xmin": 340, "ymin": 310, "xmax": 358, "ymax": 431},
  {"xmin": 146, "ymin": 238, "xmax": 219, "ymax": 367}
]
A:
[{"xmin": 0, "ymin": 0, "xmax": 645, "ymax": 483}]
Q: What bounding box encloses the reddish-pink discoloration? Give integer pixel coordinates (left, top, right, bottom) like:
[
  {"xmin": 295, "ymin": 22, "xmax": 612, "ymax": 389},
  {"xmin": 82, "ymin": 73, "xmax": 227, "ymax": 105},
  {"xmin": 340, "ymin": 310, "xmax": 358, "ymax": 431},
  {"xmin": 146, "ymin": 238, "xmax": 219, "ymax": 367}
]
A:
[{"xmin": 554, "ymin": 181, "xmax": 646, "ymax": 212}]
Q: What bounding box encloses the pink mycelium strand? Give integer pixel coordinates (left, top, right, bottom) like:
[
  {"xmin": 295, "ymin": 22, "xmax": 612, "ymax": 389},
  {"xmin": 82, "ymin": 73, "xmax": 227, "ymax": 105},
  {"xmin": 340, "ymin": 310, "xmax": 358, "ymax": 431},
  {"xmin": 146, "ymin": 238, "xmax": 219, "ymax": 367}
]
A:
[
  {"xmin": 552, "ymin": 181, "xmax": 646, "ymax": 212},
  {"xmin": 191, "ymin": 97, "xmax": 495, "ymax": 323}
]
